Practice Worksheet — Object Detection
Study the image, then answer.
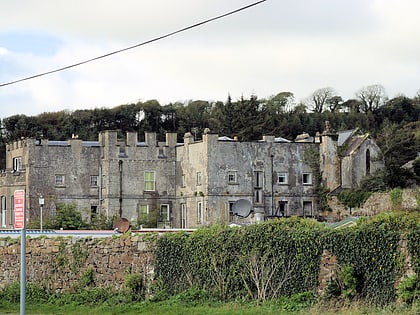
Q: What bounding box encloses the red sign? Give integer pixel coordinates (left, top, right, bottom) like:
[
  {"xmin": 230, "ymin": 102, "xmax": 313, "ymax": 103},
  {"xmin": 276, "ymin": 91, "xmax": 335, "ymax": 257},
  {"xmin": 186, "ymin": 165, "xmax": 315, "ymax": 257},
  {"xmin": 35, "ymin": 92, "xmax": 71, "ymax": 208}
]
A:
[{"xmin": 14, "ymin": 190, "xmax": 25, "ymax": 229}]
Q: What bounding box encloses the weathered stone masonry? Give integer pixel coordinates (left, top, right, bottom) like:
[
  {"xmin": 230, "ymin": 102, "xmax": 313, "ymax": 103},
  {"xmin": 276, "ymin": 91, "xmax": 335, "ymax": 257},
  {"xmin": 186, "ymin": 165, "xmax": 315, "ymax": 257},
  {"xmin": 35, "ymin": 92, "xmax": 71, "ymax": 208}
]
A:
[{"xmin": 0, "ymin": 235, "xmax": 154, "ymax": 291}]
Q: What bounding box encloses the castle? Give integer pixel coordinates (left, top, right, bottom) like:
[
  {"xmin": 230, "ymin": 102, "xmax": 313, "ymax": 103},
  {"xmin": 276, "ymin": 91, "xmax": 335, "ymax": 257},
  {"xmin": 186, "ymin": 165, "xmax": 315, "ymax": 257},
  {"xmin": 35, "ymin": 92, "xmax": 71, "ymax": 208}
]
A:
[{"xmin": 0, "ymin": 123, "xmax": 383, "ymax": 229}]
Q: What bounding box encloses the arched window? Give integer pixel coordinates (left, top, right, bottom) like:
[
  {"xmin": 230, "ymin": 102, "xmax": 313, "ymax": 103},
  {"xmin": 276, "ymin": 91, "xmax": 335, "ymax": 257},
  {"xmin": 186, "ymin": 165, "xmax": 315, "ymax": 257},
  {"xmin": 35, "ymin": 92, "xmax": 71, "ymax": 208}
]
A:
[{"xmin": 366, "ymin": 149, "xmax": 371, "ymax": 175}]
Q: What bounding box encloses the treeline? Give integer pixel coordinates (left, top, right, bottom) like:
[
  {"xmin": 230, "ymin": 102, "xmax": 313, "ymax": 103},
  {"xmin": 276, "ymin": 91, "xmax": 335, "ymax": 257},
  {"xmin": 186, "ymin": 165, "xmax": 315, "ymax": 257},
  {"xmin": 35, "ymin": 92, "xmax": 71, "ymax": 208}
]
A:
[{"xmin": 1, "ymin": 87, "xmax": 419, "ymax": 187}]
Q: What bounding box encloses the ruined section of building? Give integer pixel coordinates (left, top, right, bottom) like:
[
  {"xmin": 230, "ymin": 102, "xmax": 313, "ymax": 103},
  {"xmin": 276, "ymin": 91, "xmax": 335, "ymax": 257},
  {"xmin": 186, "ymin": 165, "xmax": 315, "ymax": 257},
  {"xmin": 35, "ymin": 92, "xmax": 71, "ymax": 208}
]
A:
[{"xmin": 0, "ymin": 124, "xmax": 383, "ymax": 229}]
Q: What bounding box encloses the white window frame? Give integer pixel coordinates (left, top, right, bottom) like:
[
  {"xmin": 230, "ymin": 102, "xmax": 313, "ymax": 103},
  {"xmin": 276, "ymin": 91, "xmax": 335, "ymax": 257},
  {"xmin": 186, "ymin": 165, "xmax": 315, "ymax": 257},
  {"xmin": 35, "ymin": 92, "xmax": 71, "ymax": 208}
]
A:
[
  {"xmin": 181, "ymin": 204, "xmax": 187, "ymax": 228},
  {"xmin": 181, "ymin": 174, "xmax": 186, "ymax": 187},
  {"xmin": 144, "ymin": 171, "xmax": 156, "ymax": 191},
  {"xmin": 55, "ymin": 174, "xmax": 65, "ymax": 186},
  {"xmin": 1, "ymin": 196, "xmax": 6, "ymax": 228},
  {"xmin": 277, "ymin": 172, "xmax": 288, "ymax": 185},
  {"xmin": 303, "ymin": 173, "xmax": 312, "ymax": 185},
  {"xmin": 197, "ymin": 201, "xmax": 203, "ymax": 224},
  {"xmin": 196, "ymin": 172, "xmax": 202, "ymax": 186},
  {"xmin": 160, "ymin": 204, "xmax": 170, "ymax": 222},
  {"xmin": 227, "ymin": 171, "xmax": 238, "ymax": 184},
  {"xmin": 90, "ymin": 175, "xmax": 99, "ymax": 187},
  {"xmin": 13, "ymin": 157, "xmax": 22, "ymax": 172}
]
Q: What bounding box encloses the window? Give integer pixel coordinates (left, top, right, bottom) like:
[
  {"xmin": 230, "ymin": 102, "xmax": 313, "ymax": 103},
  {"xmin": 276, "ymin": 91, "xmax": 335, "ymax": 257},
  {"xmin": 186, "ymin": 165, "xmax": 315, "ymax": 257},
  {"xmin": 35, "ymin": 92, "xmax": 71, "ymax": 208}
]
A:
[
  {"xmin": 277, "ymin": 172, "xmax": 288, "ymax": 184},
  {"xmin": 90, "ymin": 205, "xmax": 97, "ymax": 221},
  {"xmin": 181, "ymin": 204, "xmax": 187, "ymax": 228},
  {"xmin": 227, "ymin": 171, "xmax": 238, "ymax": 184},
  {"xmin": 278, "ymin": 200, "xmax": 288, "ymax": 216},
  {"xmin": 1, "ymin": 196, "xmax": 6, "ymax": 228},
  {"xmin": 55, "ymin": 174, "xmax": 65, "ymax": 186},
  {"xmin": 181, "ymin": 174, "xmax": 186, "ymax": 187},
  {"xmin": 90, "ymin": 175, "xmax": 98, "ymax": 186},
  {"xmin": 366, "ymin": 149, "xmax": 371, "ymax": 175},
  {"xmin": 13, "ymin": 157, "xmax": 22, "ymax": 172},
  {"xmin": 139, "ymin": 204, "xmax": 149, "ymax": 215},
  {"xmin": 160, "ymin": 204, "xmax": 170, "ymax": 222},
  {"xmin": 158, "ymin": 147, "xmax": 166, "ymax": 158},
  {"xmin": 303, "ymin": 201, "xmax": 313, "ymax": 217},
  {"xmin": 254, "ymin": 171, "xmax": 263, "ymax": 204},
  {"xmin": 254, "ymin": 171, "xmax": 263, "ymax": 188},
  {"xmin": 302, "ymin": 173, "xmax": 312, "ymax": 185},
  {"xmin": 10, "ymin": 196, "xmax": 14, "ymax": 225},
  {"xmin": 118, "ymin": 146, "xmax": 127, "ymax": 158},
  {"xmin": 227, "ymin": 201, "xmax": 235, "ymax": 221},
  {"xmin": 144, "ymin": 171, "xmax": 155, "ymax": 191},
  {"xmin": 197, "ymin": 201, "xmax": 203, "ymax": 224},
  {"xmin": 196, "ymin": 172, "xmax": 202, "ymax": 186}
]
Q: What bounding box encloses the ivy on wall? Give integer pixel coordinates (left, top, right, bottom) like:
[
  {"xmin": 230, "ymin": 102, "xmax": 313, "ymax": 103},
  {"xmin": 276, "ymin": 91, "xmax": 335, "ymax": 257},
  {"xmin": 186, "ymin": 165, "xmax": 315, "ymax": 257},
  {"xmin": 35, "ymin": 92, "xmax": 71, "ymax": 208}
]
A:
[
  {"xmin": 155, "ymin": 218, "xmax": 325, "ymax": 301},
  {"xmin": 154, "ymin": 212, "xmax": 419, "ymax": 305}
]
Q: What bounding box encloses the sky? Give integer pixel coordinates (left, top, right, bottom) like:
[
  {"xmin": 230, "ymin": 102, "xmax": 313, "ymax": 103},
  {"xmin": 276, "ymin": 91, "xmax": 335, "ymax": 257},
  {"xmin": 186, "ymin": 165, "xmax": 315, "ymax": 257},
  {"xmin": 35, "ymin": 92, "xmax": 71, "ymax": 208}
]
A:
[{"xmin": 1, "ymin": 0, "xmax": 420, "ymax": 118}]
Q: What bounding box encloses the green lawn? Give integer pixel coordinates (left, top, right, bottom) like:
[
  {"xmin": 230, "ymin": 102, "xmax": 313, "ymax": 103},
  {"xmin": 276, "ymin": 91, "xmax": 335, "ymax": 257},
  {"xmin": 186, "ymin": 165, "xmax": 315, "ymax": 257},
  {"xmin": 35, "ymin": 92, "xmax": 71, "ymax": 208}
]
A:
[{"xmin": 1, "ymin": 301, "xmax": 418, "ymax": 315}]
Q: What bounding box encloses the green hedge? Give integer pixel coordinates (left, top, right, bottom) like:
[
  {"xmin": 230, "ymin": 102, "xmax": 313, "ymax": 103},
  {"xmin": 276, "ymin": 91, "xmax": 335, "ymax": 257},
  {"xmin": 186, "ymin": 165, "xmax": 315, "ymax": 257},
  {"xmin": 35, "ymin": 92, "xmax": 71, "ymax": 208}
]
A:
[
  {"xmin": 155, "ymin": 218, "xmax": 325, "ymax": 301},
  {"xmin": 155, "ymin": 212, "xmax": 420, "ymax": 305}
]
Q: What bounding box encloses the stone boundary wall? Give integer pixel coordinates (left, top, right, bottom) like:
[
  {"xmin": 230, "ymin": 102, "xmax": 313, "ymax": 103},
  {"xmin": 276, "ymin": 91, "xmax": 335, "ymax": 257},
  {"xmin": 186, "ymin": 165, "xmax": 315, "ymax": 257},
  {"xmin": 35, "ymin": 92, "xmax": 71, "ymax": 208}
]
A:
[
  {"xmin": 0, "ymin": 232, "xmax": 415, "ymax": 294},
  {"xmin": 0, "ymin": 235, "xmax": 154, "ymax": 291}
]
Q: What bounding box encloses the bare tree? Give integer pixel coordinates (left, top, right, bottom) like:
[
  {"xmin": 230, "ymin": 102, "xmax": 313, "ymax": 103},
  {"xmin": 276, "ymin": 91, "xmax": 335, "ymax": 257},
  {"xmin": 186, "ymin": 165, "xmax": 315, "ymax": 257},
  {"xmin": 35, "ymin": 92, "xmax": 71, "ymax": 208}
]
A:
[
  {"xmin": 309, "ymin": 87, "xmax": 335, "ymax": 113},
  {"xmin": 239, "ymin": 251, "xmax": 296, "ymax": 303},
  {"xmin": 356, "ymin": 84, "xmax": 387, "ymax": 113}
]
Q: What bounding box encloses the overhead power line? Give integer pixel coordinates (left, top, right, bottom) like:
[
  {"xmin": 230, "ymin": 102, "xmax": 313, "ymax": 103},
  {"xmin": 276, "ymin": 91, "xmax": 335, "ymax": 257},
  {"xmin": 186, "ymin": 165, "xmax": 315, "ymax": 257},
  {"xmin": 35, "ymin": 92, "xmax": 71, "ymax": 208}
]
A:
[{"xmin": 0, "ymin": 0, "xmax": 266, "ymax": 88}]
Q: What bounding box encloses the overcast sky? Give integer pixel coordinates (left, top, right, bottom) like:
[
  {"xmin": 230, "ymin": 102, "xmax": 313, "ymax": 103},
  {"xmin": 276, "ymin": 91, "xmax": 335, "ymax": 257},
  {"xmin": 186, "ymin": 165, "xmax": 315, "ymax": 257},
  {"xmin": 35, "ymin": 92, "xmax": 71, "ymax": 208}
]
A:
[{"xmin": 1, "ymin": 0, "xmax": 419, "ymax": 118}]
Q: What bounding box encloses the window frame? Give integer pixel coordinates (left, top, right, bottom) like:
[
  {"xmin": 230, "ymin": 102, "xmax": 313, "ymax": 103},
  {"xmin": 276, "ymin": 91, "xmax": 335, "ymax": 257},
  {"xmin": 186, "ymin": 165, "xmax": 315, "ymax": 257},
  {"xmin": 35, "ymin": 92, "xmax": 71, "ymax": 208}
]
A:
[
  {"xmin": 227, "ymin": 171, "xmax": 238, "ymax": 185},
  {"xmin": 13, "ymin": 156, "xmax": 22, "ymax": 172},
  {"xmin": 90, "ymin": 175, "xmax": 99, "ymax": 187},
  {"xmin": 302, "ymin": 173, "xmax": 312, "ymax": 185},
  {"xmin": 181, "ymin": 203, "xmax": 187, "ymax": 228},
  {"xmin": 1, "ymin": 196, "xmax": 6, "ymax": 228},
  {"xmin": 55, "ymin": 174, "xmax": 65, "ymax": 186},
  {"xmin": 197, "ymin": 201, "xmax": 203, "ymax": 224},
  {"xmin": 160, "ymin": 204, "xmax": 170, "ymax": 222},
  {"xmin": 144, "ymin": 171, "xmax": 156, "ymax": 191},
  {"xmin": 139, "ymin": 204, "xmax": 149, "ymax": 215},
  {"xmin": 196, "ymin": 172, "xmax": 202, "ymax": 186},
  {"xmin": 277, "ymin": 172, "xmax": 288, "ymax": 185}
]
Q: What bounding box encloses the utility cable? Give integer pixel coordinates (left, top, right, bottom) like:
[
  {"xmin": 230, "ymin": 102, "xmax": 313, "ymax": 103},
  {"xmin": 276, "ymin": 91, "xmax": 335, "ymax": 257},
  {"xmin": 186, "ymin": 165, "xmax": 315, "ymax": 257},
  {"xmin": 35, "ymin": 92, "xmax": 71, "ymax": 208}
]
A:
[{"xmin": 0, "ymin": 0, "xmax": 266, "ymax": 87}]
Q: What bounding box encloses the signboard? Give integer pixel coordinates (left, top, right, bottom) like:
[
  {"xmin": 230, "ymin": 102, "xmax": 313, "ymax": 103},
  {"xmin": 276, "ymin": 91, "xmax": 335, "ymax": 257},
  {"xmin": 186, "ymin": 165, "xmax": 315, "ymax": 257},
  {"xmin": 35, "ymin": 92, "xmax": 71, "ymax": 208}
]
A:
[{"xmin": 14, "ymin": 190, "xmax": 25, "ymax": 229}]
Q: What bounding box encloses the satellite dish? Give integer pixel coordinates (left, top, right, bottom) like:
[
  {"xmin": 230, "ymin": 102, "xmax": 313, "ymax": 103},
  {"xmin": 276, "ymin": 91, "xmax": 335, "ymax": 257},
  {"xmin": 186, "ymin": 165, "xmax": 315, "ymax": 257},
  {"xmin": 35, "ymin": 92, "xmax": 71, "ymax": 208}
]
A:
[
  {"xmin": 232, "ymin": 199, "xmax": 252, "ymax": 218},
  {"xmin": 113, "ymin": 217, "xmax": 130, "ymax": 233}
]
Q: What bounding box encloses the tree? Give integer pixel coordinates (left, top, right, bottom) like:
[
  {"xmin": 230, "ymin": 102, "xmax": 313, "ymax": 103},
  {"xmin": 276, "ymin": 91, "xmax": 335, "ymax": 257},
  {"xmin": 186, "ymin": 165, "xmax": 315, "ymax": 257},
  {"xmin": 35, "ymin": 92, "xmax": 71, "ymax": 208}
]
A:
[
  {"xmin": 265, "ymin": 91, "xmax": 295, "ymax": 114},
  {"xmin": 326, "ymin": 95, "xmax": 343, "ymax": 112},
  {"xmin": 376, "ymin": 121, "xmax": 419, "ymax": 188},
  {"xmin": 234, "ymin": 95, "xmax": 264, "ymax": 141},
  {"xmin": 356, "ymin": 84, "xmax": 386, "ymax": 113},
  {"xmin": 309, "ymin": 87, "xmax": 335, "ymax": 113},
  {"xmin": 45, "ymin": 204, "xmax": 88, "ymax": 230}
]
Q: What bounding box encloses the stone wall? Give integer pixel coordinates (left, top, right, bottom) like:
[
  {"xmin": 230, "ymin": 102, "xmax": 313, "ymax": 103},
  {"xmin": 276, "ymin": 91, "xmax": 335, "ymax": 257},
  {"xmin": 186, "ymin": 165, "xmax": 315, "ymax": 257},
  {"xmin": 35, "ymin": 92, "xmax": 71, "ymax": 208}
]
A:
[
  {"xmin": 327, "ymin": 188, "xmax": 419, "ymax": 220},
  {"xmin": 0, "ymin": 235, "xmax": 154, "ymax": 291}
]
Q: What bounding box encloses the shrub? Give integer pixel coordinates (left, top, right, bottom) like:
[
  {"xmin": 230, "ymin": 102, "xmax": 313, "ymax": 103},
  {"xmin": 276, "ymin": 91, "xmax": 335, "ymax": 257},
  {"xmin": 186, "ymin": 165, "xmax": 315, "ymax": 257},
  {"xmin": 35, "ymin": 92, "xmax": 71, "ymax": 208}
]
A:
[
  {"xmin": 125, "ymin": 273, "xmax": 145, "ymax": 301},
  {"xmin": 397, "ymin": 275, "xmax": 419, "ymax": 304},
  {"xmin": 390, "ymin": 188, "xmax": 403, "ymax": 209}
]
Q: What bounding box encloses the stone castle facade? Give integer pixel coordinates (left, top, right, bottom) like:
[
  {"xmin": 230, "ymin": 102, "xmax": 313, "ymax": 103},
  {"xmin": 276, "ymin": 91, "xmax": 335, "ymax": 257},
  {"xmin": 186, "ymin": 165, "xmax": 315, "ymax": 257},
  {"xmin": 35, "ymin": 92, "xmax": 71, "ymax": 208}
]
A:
[{"xmin": 0, "ymin": 125, "xmax": 383, "ymax": 229}]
